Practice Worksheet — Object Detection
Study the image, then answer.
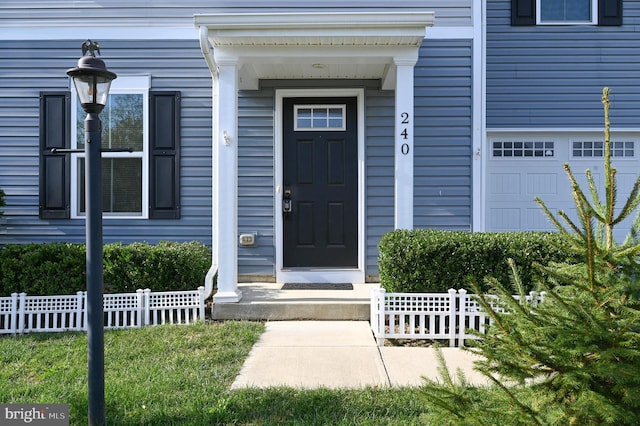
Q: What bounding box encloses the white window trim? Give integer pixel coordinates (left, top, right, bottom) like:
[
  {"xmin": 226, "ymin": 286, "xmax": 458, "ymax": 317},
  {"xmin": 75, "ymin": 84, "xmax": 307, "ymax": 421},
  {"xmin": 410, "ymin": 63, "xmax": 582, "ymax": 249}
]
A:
[
  {"xmin": 70, "ymin": 75, "xmax": 150, "ymax": 219},
  {"xmin": 537, "ymin": 0, "xmax": 598, "ymax": 25}
]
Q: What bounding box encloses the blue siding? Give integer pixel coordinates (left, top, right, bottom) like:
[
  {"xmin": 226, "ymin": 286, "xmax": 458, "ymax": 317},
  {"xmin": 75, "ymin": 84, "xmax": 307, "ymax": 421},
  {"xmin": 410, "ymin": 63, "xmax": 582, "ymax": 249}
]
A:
[
  {"xmin": 365, "ymin": 89, "xmax": 395, "ymax": 277},
  {"xmin": 237, "ymin": 88, "xmax": 276, "ymax": 276},
  {"xmin": 0, "ymin": 39, "xmax": 213, "ymax": 245},
  {"xmin": 0, "ymin": 1, "xmax": 473, "ymax": 28},
  {"xmin": 413, "ymin": 40, "xmax": 473, "ymax": 231},
  {"xmin": 487, "ymin": 0, "xmax": 640, "ymax": 128}
]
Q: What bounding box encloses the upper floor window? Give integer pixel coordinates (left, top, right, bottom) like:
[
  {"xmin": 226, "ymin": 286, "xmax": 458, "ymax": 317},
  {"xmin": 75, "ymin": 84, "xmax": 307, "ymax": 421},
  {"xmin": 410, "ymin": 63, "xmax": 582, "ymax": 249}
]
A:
[
  {"xmin": 512, "ymin": 0, "xmax": 622, "ymax": 26},
  {"xmin": 539, "ymin": 0, "xmax": 596, "ymax": 24}
]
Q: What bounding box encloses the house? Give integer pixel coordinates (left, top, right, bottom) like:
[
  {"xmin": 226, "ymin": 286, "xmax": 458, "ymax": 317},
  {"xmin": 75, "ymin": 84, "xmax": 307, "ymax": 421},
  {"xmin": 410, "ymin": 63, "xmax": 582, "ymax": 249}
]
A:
[{"xmin": 0, "ymin": 0, "xmax": 633, "ymax": 303}]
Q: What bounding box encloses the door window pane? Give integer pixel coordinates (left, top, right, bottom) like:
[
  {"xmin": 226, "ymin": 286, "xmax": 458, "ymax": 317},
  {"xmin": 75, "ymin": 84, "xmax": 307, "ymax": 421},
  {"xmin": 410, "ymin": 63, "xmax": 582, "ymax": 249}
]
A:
[{"xmin": 295, "ymin": 105, "xmax": 345, "ymax": 131}]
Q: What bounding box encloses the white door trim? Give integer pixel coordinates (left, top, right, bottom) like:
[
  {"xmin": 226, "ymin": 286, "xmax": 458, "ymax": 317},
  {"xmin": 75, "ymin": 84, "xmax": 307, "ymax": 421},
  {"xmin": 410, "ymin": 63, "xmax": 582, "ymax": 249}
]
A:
[{"xmin": 274, "ymin": 88, "xmax": 365, "ymax": 284}]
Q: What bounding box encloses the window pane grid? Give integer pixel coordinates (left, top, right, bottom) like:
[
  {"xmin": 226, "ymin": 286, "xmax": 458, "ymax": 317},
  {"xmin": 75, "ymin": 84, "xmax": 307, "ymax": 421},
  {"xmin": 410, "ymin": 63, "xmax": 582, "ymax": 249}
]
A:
[
  {"xmin": 573, "ymin": 141, "xmax": 634, "ymax": 158},
  {"xmin": 295, "ymin": 105, "xmax": 345, "ymax": 131},
  {"xmin": 492, "ymin": 141, "xmax": 555, "ymax": 158}
]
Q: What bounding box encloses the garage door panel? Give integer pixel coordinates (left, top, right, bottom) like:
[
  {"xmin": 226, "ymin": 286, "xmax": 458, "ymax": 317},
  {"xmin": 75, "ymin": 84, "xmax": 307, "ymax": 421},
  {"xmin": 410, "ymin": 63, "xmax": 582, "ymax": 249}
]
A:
[
  {"xmin": 616, "ymin": 173, "xmax": 638, "ymax": 197},
  {"xmin": 527, "ymin": 172, "xmax": 557, "ymax": 196},
  {"xmin": 527, "ymin": 207, "xmax": 556, "ymax": 231},
  {"xmin": 489, "ymin": 207, "xmax": 521, "ymax": 231},
  {"xmin": 489, "ymin": 173, "xmax": 520, "ymax": 195}
]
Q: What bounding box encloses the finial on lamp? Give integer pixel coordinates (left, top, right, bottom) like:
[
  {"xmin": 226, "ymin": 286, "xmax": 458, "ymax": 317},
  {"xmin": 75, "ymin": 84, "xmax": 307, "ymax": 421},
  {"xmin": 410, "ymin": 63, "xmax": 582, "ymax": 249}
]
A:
[{"xmin": 81, "ymin": 39, "xmax": 101, "ymax": 57}]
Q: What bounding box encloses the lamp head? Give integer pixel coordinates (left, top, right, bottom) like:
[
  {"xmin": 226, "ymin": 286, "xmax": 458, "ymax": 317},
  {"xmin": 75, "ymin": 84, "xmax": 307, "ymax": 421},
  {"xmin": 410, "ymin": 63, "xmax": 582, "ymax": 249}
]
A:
[{"xmin": 67, "ymin": 40, "xmax": 117, "ymax": 114}]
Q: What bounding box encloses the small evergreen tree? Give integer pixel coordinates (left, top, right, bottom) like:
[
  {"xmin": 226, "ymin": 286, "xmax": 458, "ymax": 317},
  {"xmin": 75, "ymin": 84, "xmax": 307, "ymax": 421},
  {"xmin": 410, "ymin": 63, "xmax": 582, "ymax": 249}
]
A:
[{"xmin": 421, "ymin": 88, "xmax": 640, "ymax": 425}]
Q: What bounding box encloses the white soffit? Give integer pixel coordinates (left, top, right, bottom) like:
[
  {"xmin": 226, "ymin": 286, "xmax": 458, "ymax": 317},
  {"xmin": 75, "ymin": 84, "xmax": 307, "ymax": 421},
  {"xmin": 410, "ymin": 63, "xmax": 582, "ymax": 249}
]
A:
[{"xmin": 195, "ymin": 12, "xmax": 435, "ymax": 88}]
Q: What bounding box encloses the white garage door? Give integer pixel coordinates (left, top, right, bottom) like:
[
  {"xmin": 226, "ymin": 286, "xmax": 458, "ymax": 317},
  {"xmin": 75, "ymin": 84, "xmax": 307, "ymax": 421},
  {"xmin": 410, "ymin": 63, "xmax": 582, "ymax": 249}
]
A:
[{"xmin": 486, "ymin": 134, "xmax": 640, "ymax": 243}]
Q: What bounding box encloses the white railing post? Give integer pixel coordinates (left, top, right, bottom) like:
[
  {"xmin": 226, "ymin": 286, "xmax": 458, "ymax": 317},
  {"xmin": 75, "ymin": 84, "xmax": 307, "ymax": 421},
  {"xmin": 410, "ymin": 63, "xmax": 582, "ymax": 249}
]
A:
[
  {"xmin": 18, "ymin": 292, "xmax": 26, "ymax": 334},
  {"xmin": 75, "ymin": 291, "xmax": 84, "ymax": 331},
  {"xmin": 10, "ymin": 293, "xmax": 18, "ymax": 335},
  {"xmin": 448, "ymin": 289, "xmax": 457, "ymax": 347},
  {"xmin": 457, "ymin": 289, "xmax": 468, "ymax": 347},
  {"xmin": 377, "ymin": 288, "xmax": 386, "ymax": 346},
  {"xmin": 136, "ymin": 289, "xmax": 145, "ymax": 327},
  {"xmin": 82, "ymin": 292, "xmax": 88, "ymax": 331},
  {"xmin": 198, "ymin": 286, "xmax": 206, "ymax": 322},
  {"xmin": 143, "ymin": 289, "xmax": 151, "ymax": 326},
  {"xmin": 369, "ymin": 287, "xmax": 377, "ymax": 336}
]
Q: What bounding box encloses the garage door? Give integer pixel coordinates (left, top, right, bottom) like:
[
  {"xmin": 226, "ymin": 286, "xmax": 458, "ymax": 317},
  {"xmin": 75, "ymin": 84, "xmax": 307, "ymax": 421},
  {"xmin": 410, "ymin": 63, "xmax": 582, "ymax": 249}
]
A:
[{"xmin": 486, "ymin": 135, "xmax": 639, "ymax": 243}]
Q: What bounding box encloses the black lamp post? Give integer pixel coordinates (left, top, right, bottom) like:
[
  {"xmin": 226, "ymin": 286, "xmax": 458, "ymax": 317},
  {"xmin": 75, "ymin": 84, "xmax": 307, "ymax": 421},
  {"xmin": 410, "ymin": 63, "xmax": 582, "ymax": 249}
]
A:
[{"xmin": 67, "ymin": 40, "xmax": 116, "ymax": 426}]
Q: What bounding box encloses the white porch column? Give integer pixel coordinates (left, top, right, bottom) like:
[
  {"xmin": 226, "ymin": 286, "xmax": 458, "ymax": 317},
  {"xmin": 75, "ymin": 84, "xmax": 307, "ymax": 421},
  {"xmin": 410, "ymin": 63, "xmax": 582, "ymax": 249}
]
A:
[
  {"xmin": 213, "ymin": 55, "xmax": 241, "ymax": 303},
  {"xmin": 394, "ymin": 57, "xmax": 417, "ymax": 229}
]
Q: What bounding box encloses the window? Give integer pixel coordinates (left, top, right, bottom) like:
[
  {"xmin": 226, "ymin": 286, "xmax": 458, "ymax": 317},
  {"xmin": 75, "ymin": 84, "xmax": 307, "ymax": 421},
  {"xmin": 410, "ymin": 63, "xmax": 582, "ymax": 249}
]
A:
[
  {"xmin": 39, "ymin": 83, "xmax": 180, "ymax": 220},
  {"xmin": 539, "ymin": 0, "xmax": 596, "ymax": 24},
  {"xmin": 71, "ymin": 77, "xmax": 148, "ymax": 218},
  {"xmin": 492, "ymin": 141, "xmax": 555, "ymax": 158},
  {"xmin": 573, "ymin": 140, "xmax": 635, "ymax": 158},
  {"xmin": 512, "ymin": 0, "xmax": 622, "ymax": 26},
  {"xmin": 294, "ymin": 105, "xmax": 345, "ymax": 131}
]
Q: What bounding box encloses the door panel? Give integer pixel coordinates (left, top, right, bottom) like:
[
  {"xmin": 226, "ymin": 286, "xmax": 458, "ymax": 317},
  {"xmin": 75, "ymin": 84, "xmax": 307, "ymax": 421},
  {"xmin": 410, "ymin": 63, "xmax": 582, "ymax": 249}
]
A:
[{"xmin": 283, "ymin": 97, "xmax": 358, "ymax": 268}]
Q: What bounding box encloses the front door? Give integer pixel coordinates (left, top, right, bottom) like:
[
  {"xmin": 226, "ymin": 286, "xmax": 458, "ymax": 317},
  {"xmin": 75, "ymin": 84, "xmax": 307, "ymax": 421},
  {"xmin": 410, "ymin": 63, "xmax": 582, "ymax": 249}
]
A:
[{"xmin": 282, "ymin": 97, "xmax": 358, "ymax": 268}]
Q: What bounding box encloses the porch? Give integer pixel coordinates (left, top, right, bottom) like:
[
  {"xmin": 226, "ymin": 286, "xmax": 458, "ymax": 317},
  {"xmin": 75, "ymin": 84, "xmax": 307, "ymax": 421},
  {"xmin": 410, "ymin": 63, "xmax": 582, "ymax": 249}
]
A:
[{"xmin": 210, "ymin": 282, "xmax": 373, "ymax": 321}]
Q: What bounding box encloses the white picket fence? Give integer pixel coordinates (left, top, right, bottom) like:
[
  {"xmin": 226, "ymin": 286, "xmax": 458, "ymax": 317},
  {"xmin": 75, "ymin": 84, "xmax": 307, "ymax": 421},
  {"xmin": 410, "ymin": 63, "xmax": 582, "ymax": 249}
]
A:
[
  {"xmin": 370, "ymin": 287, "xmax": 545, "ymax": 347},
  {"xmin": 0, "ymin": 287, "xmax": 206, "ymax": 335}
]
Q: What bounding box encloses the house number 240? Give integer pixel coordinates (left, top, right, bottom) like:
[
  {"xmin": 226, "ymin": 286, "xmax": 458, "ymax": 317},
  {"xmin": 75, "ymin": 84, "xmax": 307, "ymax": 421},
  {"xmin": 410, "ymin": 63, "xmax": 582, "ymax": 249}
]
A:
[{"xmin": 400, "ymin": 112, "xmax": 410, "ymax": 155}]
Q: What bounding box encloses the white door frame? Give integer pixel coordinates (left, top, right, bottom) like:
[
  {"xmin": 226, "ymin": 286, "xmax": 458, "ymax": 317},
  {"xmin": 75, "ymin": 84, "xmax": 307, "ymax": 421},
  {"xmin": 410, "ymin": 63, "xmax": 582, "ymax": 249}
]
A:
[{"xmin": 274, "ymin": 88, "xmax": 365, "ymax": 284}]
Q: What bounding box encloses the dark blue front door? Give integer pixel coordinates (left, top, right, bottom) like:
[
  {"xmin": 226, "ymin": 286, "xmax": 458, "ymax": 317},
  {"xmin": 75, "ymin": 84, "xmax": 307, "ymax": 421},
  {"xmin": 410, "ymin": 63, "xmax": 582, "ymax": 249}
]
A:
[{"xmin": 282, "ymin": 97, "xmax": 358, "ymax": 268}]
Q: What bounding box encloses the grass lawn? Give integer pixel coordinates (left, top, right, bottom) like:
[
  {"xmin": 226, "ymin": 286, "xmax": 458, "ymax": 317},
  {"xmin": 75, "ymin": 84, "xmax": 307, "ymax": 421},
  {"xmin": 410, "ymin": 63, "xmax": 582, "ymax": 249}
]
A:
[{"xmin": 0, "ymin": 322, "xmax": 428, "ymax": 425}]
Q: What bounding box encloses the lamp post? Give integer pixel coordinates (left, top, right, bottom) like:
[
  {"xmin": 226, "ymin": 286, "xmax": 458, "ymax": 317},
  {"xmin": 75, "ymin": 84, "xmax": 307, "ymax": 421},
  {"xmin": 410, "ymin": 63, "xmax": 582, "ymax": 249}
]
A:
[{"xmin": 67, "ymin": 40, "xmax": 116, "ymax": 426}]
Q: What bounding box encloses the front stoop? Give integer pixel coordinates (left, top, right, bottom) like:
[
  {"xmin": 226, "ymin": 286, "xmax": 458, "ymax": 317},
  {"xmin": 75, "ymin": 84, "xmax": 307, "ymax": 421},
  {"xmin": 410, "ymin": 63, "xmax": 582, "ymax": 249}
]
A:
[{"xmin": 211, "ymin": 283, "xmax": 376, "ymax": 320}]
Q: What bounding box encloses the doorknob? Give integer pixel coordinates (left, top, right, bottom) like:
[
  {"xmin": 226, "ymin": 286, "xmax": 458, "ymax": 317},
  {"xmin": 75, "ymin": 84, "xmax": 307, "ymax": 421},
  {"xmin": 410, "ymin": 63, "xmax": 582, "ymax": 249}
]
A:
[{"xmin": 283, "ymin": 189, "xmax": 292, "ymax": 215}]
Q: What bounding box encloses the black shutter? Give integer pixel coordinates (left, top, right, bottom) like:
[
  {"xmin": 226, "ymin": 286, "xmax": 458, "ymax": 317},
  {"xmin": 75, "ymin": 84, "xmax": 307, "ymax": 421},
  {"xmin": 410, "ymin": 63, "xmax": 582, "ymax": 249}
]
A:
[
  {"xmin": 149, "ymin": 91, "xmax": 181, "ymax": 219},
  {"xmin": 512, "ymin": 0, "xmax": 536, "ymax": 26},
  {"xmin": 599, "ymin": 0, "xmax": 622, "ymax": 26},
  {"xmin": 39, "ymin": 92, "xmax": 70, "ymax": 219}
]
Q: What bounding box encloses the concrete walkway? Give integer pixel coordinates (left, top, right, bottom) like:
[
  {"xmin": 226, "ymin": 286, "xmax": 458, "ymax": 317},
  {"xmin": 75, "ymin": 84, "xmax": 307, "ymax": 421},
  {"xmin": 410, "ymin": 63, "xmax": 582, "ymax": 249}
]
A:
[{"xmin": 231, "ymin": 321, "xmax": 489, "ymax": 389}]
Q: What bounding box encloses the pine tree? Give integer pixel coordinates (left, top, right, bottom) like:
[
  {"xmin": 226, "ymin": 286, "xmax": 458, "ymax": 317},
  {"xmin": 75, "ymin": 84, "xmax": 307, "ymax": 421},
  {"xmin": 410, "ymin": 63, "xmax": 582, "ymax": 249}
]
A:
[{"xmin": 421, "ymin": 89, "xmax": 640, "ymax": 425}]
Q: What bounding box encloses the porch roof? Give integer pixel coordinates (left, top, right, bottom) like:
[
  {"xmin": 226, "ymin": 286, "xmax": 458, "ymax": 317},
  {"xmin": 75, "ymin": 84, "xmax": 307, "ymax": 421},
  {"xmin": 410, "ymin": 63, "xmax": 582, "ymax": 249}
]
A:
[{"xmin": 194, "ymin": 11, "xmax": 435, "ymax": 89}]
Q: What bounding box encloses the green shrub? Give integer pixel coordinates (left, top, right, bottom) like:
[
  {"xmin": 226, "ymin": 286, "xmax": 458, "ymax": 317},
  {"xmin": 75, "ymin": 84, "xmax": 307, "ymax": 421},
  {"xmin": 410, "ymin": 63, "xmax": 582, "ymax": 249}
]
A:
[
  {"xmin": 102, "ymin": 241, "xmax": 211, "ymax": 293},
  {"xmin": 0, "ymin": 241, "xmax": 211, "ymax": 296},
  {"xmin": 378, "ymin": 229, "xmax": 572, "ymax": 293},
  {"xmin": 0, "ymin": 243, "xmax": 86, "ymax": 295}
]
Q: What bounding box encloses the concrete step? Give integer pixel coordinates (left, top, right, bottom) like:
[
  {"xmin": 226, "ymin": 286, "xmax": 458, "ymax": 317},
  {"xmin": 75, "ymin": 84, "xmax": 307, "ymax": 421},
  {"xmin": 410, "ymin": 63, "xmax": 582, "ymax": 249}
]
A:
[{"xmin": 211, "ymin": 283, "xmax": 376, "ymax": 320}]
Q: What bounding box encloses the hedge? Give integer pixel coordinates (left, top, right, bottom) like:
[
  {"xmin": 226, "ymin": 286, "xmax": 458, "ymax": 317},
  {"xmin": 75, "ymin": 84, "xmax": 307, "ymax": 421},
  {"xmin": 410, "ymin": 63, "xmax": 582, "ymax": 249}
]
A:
[
  {"xmin": 0, "ymin": 241, "xmax": 211, "ymax": 296},
  {"xmin": 378, "ymin": 229, "xmax": 573, "ymax": 293}
]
